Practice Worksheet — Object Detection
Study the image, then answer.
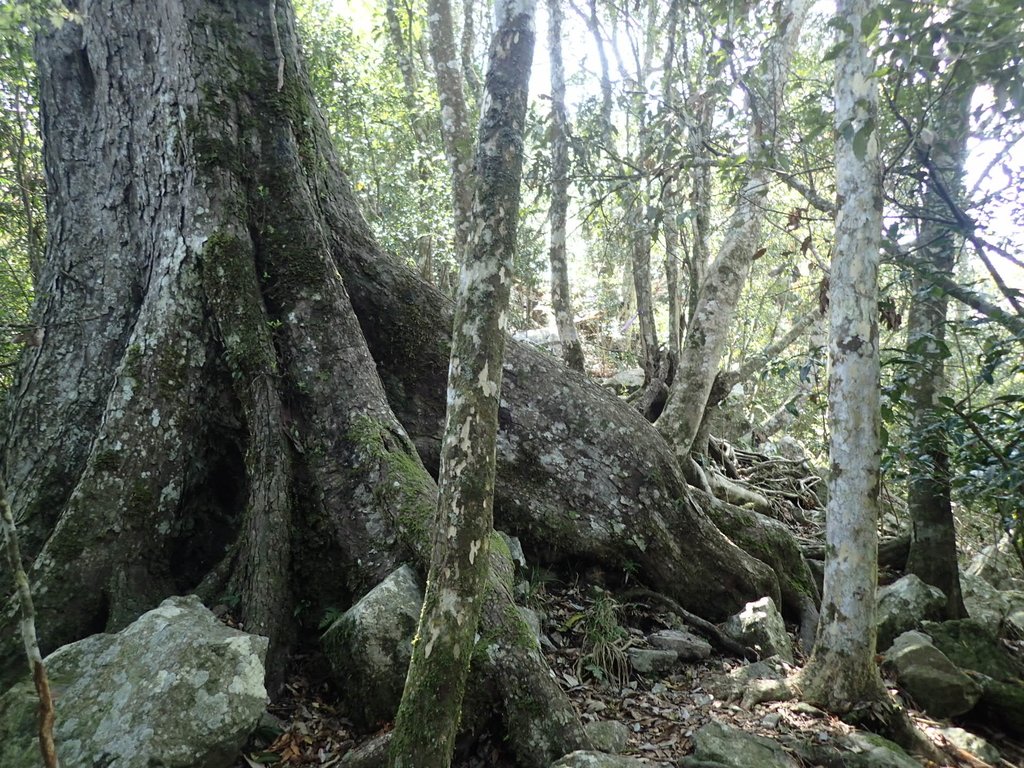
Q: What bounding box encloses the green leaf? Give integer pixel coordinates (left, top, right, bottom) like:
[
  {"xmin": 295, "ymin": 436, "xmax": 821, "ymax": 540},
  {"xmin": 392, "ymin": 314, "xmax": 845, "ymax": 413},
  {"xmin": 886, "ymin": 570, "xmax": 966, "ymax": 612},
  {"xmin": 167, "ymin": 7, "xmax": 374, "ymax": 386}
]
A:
[
  {"xmin": 823, "ymin": 42, "xmax": 846, "ymax": 62},
  {"xmin": 861, "ymin": 6, "xmax": 885, "ymax": 37},
  {"xmin": 852, "ymin": 118, "xmax": 875, "ymax": 161}
]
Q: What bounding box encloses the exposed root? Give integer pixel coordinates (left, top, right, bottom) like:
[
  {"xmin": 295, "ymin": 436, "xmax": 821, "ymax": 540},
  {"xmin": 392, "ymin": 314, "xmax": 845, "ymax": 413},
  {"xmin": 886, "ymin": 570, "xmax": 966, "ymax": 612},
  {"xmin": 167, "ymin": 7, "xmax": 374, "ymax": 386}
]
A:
[{"xmin": 619, "ymin": 587, "xmax": 757, "ymax": 660}]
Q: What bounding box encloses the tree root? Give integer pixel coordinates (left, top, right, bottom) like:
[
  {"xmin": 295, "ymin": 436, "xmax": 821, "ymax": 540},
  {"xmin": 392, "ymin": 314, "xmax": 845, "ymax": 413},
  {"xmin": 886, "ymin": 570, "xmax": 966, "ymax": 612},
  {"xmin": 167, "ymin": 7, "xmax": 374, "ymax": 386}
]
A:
[{"xmin": 618, "ymin": 586, "xmax": 757, "ymax": 660}]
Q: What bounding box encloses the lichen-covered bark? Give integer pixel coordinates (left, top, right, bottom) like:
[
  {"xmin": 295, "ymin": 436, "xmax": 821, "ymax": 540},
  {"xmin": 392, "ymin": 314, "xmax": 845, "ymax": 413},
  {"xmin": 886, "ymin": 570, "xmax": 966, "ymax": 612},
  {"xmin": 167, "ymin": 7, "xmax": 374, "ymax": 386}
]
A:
[
  {"xmin": 904, "ymin": 86, "xmax": 971, "ymax": 620},
  {"xmin": 800, "ymin": 0, "xmax": 888, "ymax": 710},
  {"xmin": 545, "ymin": 0, "xmax": 585, "ymax": 373},
  {"xmin": 475, "ymin": 541, "xmax": 588, "ymax": 765},
  {"xmin": 1, "ymin": 4, "xmax": 221, "ymax": 676},
  {"xmin": 656, "ymin": 0, "xmax": 811, "ymax": 456},
  {"xmin": 391, "ymin": 3, "xmax": 537, "ymax": 765}
]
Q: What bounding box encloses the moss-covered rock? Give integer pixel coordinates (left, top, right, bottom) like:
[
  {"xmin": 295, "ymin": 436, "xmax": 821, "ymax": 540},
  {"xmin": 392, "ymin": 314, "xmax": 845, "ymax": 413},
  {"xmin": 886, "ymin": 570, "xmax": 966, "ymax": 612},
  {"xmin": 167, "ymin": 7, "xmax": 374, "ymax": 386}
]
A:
[
  {"xmin": 883, "ymin": 631, "xmax": 982, "ymax": 718},
  {"xmin": 921, "ymin": 619, "xmax": 1023, "ymax": 681},
  {"xmin": 321, "ymin": 565, "xmax": 423, "ymax": 731},
  {"xmin": 876, "ymin": 574, "xmax": 946, "ymax": 651},
  {"xmin": 690, "ymin": 720, "xmax": 799, "ymax": 768}
]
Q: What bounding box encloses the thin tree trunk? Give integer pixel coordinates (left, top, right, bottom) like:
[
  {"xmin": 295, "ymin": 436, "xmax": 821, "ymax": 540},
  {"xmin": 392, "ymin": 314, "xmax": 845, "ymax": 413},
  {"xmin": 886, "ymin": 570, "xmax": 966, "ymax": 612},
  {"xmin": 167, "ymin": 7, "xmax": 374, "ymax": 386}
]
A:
[
  {"xmin": 904, "ymin": 85, "xmax": 972, "ymax": 620},
  {"xmin": 663, "ymin": 177, "xmax": 683, "ymax": 361},
  {"xmin": 657, "ymin": 0, "xmax": 811, "ymax": 456},
  {"xmin": 391, "ymin": 3, "xmax": 537, "ymax": 764},
  {"xmin": 800, "ymin": 0, "xmax": 888, "ymax": 709},
  {"xmin": 385, "ymin": 0, "xmax": 436, "ymax": 280},
  {"xmin": 630, "ymin": 200, "xmax": 660, "ymax": 384},
  {"xmin": 546, "ymin": 0, "xmax": 585, "ymax": 372},
  {"xmin": 460, "ymin": 0, "xmax": 482, "ymax": 106},
  {"xmin": 426, "ymin": 0, "xmax": 475, "ymax": 270},
  {"xmin": 1, "ymin": 485, "xmax": 58, "ymax": 768},
  {"xmin": 660, "ymin": 3, "xmax": 682, "ymax": 362},
  {"xmin": 684, "ymin": 95, "xmax": 714, "ymax": 327},
  {"xmin": 582, "ymin": 0, "xmax": 613, "ymax": 143}
]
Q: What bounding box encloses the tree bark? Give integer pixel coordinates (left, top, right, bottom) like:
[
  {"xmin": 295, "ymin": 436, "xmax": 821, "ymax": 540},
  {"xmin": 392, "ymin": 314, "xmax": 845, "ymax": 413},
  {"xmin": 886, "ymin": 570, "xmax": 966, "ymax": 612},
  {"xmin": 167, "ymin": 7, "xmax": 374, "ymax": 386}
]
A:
[
  {"xmin": 545, "ymin": 0, "xmax": 585, "ymax": 372},
  {"xmin": 800, "ymin": 0, "xmax": 888, "ymax": 709},
  {"xmin": 903, "ymin": 85, "xmax": 971, "ymax": 620},
  {"xmin": 339, "ymin": 230, "xmax": 785, "ymax": 622},
  {"xmin": 425, "ymin": 0, "xmax": 475, "ymax": 271},
  {"xmin": 0, "ymin": 6, "xmax": 585, "ymax": 760},
  {"xmin": 391, "ymin": 3, "xmax": 536, "ymax": 764}
]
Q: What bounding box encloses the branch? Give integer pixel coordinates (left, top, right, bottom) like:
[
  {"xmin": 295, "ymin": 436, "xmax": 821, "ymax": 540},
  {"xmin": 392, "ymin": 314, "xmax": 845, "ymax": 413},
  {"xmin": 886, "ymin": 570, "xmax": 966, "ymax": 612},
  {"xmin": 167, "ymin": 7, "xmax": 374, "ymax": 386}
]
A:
[
  {"xmin": 1, "ymin": 486, "xmax": 59, "ymax": 768},
  {"xmin": 894, "ymin": 250, "xmax": 1024, "ymax": 339},
  {"xmin": 774, "ymin": 169, "xmax": 836, "ymax": 215}
]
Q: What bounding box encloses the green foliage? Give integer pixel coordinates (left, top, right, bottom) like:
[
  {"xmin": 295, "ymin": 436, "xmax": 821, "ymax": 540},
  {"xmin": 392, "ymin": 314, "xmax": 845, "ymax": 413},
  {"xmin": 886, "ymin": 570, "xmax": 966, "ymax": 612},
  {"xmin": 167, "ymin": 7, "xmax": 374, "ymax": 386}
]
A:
[
  {"xmin": 0, "ymin": 30, "xmax": 42, "ymax": 391},
  {"xmin": 564, "ymin": 590, "xmax": 630, "ymax": 687},
  {"xmin": 295, "ymin": 0, "xmax": 456, "ymax": 285}
]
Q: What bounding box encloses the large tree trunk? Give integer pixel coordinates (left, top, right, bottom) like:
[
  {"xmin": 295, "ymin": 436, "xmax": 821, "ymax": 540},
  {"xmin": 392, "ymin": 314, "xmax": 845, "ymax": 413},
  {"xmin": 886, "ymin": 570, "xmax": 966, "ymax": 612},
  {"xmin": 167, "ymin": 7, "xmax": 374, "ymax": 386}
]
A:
[
  {"xmin": 338, "ymin": 232, "xmax": 784, "ymax": 622},
  {"xmin": 0, "ymin": 5, "xmax": 587, "ymax": 760}
]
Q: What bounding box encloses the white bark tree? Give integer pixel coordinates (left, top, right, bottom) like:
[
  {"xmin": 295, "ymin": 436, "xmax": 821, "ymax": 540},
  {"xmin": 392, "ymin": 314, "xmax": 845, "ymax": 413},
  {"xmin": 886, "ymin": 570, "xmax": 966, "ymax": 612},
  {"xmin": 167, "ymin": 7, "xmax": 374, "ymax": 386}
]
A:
[
  {"xmin": 545, "ymin": 0, "xmax": 585, "ymax": 372},
  {"xmin": 426, "ymin": 0, "xmax": 475, "ymax": 277},
  {"xmin": 799, "ymin": 0, "xmax": 888, "ymax": 710}
]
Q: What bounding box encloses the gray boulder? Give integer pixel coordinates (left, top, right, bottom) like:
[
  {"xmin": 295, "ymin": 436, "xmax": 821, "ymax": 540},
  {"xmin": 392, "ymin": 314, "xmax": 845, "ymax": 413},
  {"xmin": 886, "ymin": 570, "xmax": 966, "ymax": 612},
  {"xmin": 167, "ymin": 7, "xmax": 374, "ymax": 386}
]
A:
[
  {"xmin": 883, "ymin": 631, "xmax": 982, "ymax": 718},
  {"xmin": 690, "ymin": 720, "xmax": 799, "ymax": 768},
  {"xmin": 627, "ymin": 648, "xmax": 678, "ymax": 675},
  {"xmin": 723, "ymin": 597, "xmax": 795, "ymax": 663},
  {"xmin": 960, "ymin": 572, "xmax": 1011, "ymax": 630},
  {"xmin": 707, "ymin": 656, "xmax": 789, "ymax": 703},
  {"xmin": 321, "ymin": 565, "xmax": 423, "ymax": 729},
  {"xmin": 583, "ymin": 720, "xmax": 630, "ymax": 754},
  {"xmin": 939, "ymin": 727, "xmax": 1000, "ymax": 765},
  {"xmin": 876, "ymin": 574, "xmax": 945, "ymax": 650},
  {"xmin": 966, "ymin": 533, "xmax": 1024, "ymax": 591},
  {"xmin": 647, "ymin": 629, "xmax": 711, "ymax": 661},
  {"xmin": 1005, "ymin": 604, "xmax": 1024, "ymax": 639},
  {"xmin": 841, "ymin": 732, "xmax": 921, "ymax": 768},
  {"xmin": 601, "ymin": 368, "xmax": 646, "ymax": 394},
  {"xmin": 551, "ymin": 750, "xmax": 666, "ymax": 768},
  {"xmin": 0, "ymin": 595, "xmax": 267, "ymax": 768}
]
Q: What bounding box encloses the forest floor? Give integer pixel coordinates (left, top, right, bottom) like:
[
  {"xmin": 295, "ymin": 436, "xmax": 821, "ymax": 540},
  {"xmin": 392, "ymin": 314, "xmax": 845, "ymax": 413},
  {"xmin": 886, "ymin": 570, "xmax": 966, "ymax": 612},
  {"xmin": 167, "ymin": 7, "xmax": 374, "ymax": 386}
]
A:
[
  {"xmin": 234, "ymin": 435, "xmax": 1021, "ymax": 768},
  {"xmin": 236, "ymin": 567, "xmax": 1024, "ymax": 768}
]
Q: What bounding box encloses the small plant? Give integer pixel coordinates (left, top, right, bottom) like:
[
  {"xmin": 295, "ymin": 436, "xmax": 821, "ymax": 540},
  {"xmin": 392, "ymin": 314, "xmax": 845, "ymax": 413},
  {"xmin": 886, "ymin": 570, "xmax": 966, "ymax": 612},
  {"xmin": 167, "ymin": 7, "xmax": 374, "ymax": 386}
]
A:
[
  {"xmin": 573, "ymin": 591, "xmax": 629, "ymax": 688},
  {"xmin": 521, "ymin": 565, "xmax": 558, "ymax": 605},
  {"xmin": 318, "ymin": 606, "xmax": 344, "ymax": 631}
]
